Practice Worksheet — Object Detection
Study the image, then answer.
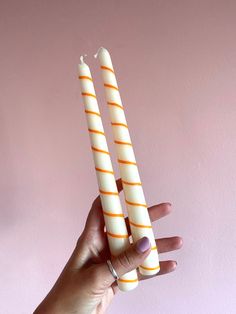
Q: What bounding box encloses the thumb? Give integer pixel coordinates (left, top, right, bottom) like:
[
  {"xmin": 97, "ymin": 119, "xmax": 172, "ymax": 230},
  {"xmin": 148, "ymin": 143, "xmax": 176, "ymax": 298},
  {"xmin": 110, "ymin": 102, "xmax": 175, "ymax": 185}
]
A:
[
  {"xmin": 96, "ymin": 237, "xmax": 151, "ymax": 288},
  {"xmin": 112, "ymin": 236, "xmax": 151, "ymax": 278}
]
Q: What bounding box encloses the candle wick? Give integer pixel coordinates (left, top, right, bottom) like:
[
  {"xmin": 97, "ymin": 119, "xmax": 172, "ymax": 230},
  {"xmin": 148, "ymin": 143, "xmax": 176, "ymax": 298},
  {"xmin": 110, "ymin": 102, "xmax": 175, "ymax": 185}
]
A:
[
  {"xmin": 94, "ymin": 47, "xmax": 105, "ymax": 59},
  {"xmin": 80, "ymin": 54, "xmax": 87, "ymax": 64}
]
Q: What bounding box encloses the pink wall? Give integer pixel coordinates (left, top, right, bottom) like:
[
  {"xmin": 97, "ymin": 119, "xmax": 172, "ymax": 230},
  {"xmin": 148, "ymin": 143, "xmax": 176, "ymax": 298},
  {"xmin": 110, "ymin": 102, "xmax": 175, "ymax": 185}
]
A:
[{"xmin": 1, "ymin": 1, "xmax": 236, "ymax": 313}]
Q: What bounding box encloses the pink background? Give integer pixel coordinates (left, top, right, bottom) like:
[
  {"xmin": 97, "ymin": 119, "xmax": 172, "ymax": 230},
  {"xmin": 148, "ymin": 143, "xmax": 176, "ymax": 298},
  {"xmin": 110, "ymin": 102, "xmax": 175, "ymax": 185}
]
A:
[{"xmin": 1, "ymin": 1, "xmax": 236, "ymax": 313}]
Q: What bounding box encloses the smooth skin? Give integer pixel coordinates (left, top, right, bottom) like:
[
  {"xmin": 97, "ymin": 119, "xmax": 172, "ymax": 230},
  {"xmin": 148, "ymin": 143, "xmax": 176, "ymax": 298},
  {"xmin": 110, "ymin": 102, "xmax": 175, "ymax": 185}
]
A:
[{"xmin": 34, "ymin": 179, "xmax": 183, "ymax": 314}]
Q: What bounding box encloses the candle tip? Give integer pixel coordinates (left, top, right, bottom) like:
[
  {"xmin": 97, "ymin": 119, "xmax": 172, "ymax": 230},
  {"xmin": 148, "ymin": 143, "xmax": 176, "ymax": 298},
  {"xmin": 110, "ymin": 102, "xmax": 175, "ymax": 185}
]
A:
[
  {"xmin": 94, "ymin": 47, "xmax": 107, "ymax": 58},
  {"xmin": 80, "ymin": 54, "xmax": 87, "ymax": 64}
]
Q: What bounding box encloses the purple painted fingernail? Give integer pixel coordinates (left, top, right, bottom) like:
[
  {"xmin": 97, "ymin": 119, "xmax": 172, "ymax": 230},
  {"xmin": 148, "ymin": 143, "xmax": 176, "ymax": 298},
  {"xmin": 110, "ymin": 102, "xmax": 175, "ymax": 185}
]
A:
[{"xmin": 136, "ymin": 237, "xmax": 151, "ymax": 253}]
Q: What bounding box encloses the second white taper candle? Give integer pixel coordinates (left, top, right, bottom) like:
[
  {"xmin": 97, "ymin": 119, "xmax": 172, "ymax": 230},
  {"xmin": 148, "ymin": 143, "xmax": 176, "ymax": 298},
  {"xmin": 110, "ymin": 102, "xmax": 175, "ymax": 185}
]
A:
[{"xmin": 95, "ymin": 47, "xmax": 160, "ymax": 276}]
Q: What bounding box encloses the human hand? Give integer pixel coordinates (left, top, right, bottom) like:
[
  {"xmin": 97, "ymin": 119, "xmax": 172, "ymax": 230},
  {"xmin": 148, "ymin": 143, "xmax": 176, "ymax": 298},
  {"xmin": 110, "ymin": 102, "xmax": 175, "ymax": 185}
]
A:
[{"xmin": 34, "ymin": 179, "xmax": 183, "ymax": 314}]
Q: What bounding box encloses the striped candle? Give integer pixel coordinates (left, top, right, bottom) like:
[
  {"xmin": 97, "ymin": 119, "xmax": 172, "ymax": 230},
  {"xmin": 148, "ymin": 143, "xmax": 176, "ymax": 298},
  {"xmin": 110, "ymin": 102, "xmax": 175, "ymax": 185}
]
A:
[
  {"xmin": 95, "ymin": 48, "xmax": 160, "ymax": 276},
  {"xmin": 78, "ymin": 56, "xmax": 138, "ymax": 291}
]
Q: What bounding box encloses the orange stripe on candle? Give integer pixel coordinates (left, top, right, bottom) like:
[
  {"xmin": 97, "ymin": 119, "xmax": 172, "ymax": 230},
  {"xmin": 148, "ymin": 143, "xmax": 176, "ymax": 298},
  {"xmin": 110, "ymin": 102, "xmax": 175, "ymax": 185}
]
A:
[
  {"xmin": 88, "ymin": 129, "xmax": 105, "ymax": 135},
  {"xmin": 107, "ymin": 102, "xmax": 124, "ymax": 110},
  {"xmin": 118, "ymin": 278, "xmax": 138, "ymax": 283},
  {"xmin": 104, "ymin": 83, "xmax": 119, "ymax": 91},
  {"xmin": 101, "ymin": 65, "xmax": 114, "ymax": 73},
  {"xmin": 114, "ymin": 140, "xmax": 132, "ymax": 146},
  {"xmin": 125, "ymin": 200, "xmax": 147, "ymax": 208},
  {"xmin": 118, "ymin": 159, "xmax": 137, "ymax": 165},
  {"xmin": 129, "ymin": 221, "xmax": 152, "ymax": 228},
  {"xmin": 91, "ymin": 146, "xmax": 110, "ymax": 155},
  {"xmin": 107, "ymin": 232, "xmax": 129, "ymax": 239},
  {"xmin": 95, "ymin": 167, "xmax": 114, "ymax": 174},
  {"xmin": 111, "ymin": 122, "xmax": 128, "ymax": 128},
  {"xmin": 122, "ymin": 180, "xmax": 142, "ymax": 186},
  {"xmin": 85, "ymin": 110, "xmax": 101, "ymax": 117},
  {"xmin": 103, "ymin": 211, "xmax": 124, "ymax": 218},
  {"xmin": 79, "ymin": 76, "xmax": 93, "ymax": 81},
  {"xmin": 139, "ymin": 265, "xmax": 160, "ymax": 271},
  {"xmin": 99, "ymin": 189, "xmax": 119, "ymax": 196},
  {"xmin": 82, "ymin": 92, "xmax": 96, "ymax": 98}
]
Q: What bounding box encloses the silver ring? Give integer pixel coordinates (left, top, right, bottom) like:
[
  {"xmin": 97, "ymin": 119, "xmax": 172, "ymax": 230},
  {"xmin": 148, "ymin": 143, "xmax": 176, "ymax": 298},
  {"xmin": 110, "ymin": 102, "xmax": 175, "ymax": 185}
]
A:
[{"xmin": 106, "ymin": 259, "xmax": 119, "ymax": 280}]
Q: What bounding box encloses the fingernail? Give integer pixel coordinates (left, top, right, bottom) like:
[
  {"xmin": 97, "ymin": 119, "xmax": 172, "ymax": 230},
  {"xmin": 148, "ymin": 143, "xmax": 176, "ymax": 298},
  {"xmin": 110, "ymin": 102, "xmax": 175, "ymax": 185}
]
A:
[{"xmin": 136, "ymin": 237, "xmax": 151, "ymax": 253}]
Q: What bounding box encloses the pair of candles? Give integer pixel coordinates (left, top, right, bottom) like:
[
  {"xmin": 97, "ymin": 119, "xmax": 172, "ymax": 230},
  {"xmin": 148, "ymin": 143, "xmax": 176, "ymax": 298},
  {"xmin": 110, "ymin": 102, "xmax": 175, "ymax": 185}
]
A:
[{"xmin": 78, "ymin": 48, "xmax": 159, "ymax": 292}]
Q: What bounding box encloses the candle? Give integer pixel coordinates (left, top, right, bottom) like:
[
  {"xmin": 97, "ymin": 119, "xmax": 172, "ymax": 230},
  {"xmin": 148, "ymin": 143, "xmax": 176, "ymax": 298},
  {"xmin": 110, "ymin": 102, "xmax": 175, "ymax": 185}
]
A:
[
  {"xmin": 95, "ymin": 48, "xmax": 160, "ymax": 276},
  {"xmin": 78, "ymin": 56, "xmax": 138, "ymax": 291}
]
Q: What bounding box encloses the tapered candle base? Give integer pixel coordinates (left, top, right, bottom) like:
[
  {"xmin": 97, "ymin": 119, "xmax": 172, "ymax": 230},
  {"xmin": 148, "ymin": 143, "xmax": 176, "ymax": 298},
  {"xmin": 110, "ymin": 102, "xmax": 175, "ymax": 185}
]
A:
[{"xmin": 117, "ymin": 270, "xmax": 139, "ymax": 291}]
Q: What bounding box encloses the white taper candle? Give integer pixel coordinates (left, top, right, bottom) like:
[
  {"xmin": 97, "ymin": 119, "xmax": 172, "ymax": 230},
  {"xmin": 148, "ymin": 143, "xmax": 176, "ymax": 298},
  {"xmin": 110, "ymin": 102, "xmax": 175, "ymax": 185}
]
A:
[
  {"xmin": 78, "ymin": 56, "xmax": 138, "ymax": 291},
  {"xmin": 95, "ymin": 48, "xmax": 160, "ymax": 276}
]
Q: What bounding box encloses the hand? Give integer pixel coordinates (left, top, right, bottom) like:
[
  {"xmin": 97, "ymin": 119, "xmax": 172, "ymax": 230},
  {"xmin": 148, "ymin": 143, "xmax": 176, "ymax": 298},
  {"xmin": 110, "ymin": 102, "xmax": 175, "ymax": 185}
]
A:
[{"xmin": 34, "ymin": 179, "xmax": 183, "ymax": 314}]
